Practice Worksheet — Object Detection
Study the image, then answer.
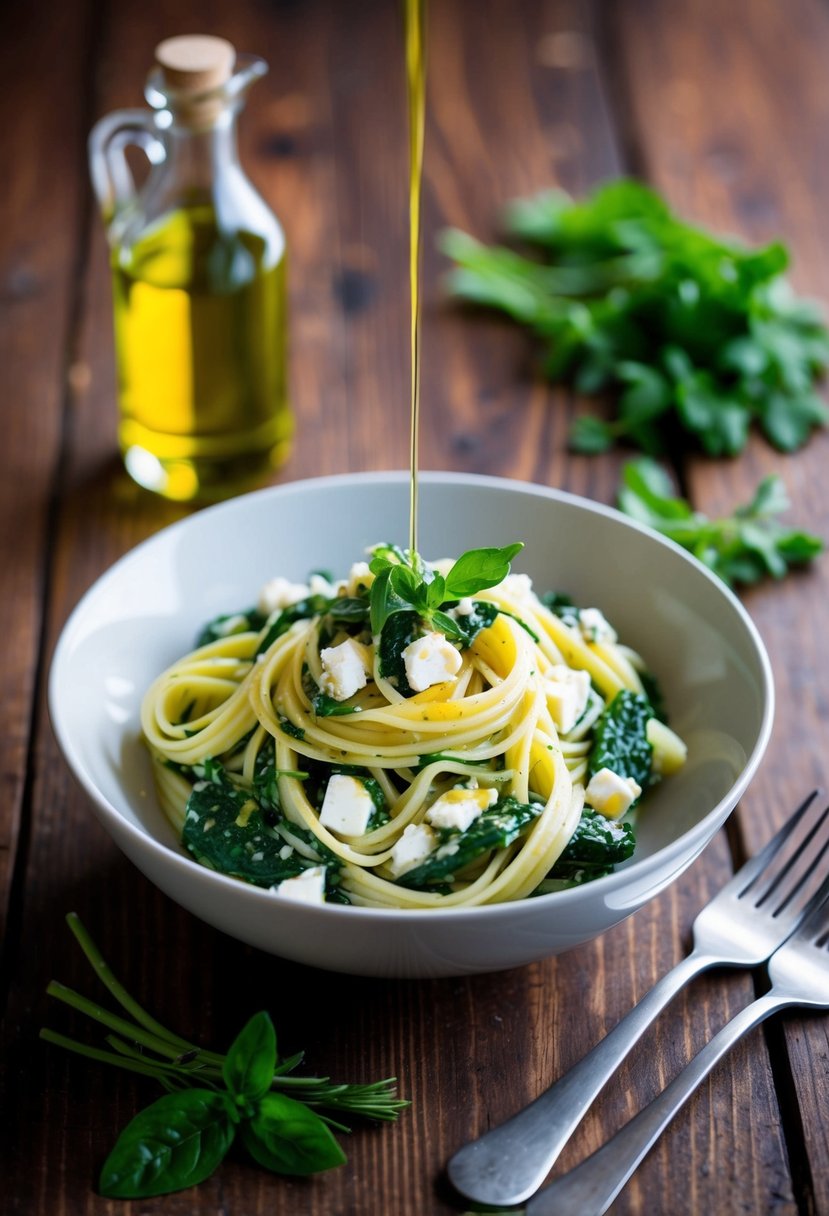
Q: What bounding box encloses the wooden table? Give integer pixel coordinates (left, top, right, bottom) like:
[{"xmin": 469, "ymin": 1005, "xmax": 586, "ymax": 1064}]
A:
[{"xmin": 3, "ymin": 0, "xmax": 828, "ymax": 1211}]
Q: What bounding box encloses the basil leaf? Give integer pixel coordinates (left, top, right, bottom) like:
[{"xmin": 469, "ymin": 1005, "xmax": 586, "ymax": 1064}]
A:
[
  {"xmin": 240, "ymin": 1092, "xmax": 347, "ymax": 1175},
  {"xmin": 444, "ymin": 544, "xmax": 524, "ymax": 598},
  {"xmin": 223, "ymin": 1011, "xmax": 277, "ymax": 1103},
  {"xmin": 99, "ymin": 1090, "xmax": 236, "ymax": 1198},
  {"xmin": 197, "ymin": 608, "xmax": 266, "ymax": 647},
  {"xmin": 430, "ymin": 609, "xmax": 465, "ymax": 641},
  {"xmin": 369, "ymin": 567, "xmax": 412, "ymax": 636}
]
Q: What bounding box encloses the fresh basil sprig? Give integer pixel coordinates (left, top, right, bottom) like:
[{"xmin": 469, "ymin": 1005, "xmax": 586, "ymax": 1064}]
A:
[
  {"xmin": 41, "ymin": 915, "xmax": 408, "ymax": 1199},
  {"xmin": 368, "ymin": 542, "xmax": 523, "ymax": 638}
]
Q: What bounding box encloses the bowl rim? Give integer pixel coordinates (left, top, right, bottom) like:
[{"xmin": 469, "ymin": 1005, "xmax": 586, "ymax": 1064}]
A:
[{"xmin": 49, "ymin": 469, "xmax": 775, "ymax": 923}]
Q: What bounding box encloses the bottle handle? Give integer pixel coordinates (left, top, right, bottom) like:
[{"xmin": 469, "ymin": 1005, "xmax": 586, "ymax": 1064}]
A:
[{"xmin": 88, "ymin": 109, "xmax": 165, "ymax": 225}]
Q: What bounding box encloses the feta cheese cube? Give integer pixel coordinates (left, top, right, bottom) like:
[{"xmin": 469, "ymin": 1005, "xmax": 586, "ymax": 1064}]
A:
[
  {"xmin": 426, "ymin": 786, "xmax": 498, "ymax": 833},
  {"xmin": 455, "ymin": 597, "xmax": 475, "ymax": 616},
  {"xmin": 544, "ymin": 664, "xmax": 592, "ymax": 734},
  {"xmin": 319, "ymin": 637, "xmax": 372, "ymax": 701},
  {"xmin": 308, "ymin": 573, "xmax": 335, "ymax": 597},
  {"xmin": 258, "ymin": 576, "xmax": 310, "ymax": 615},
  {"xmin": 273, "ymin": 865, "xmax": 327, "ymax": 904},
  {"xmin": 388, "ymin": 822, "xmax": 437, "ymax": 877},
  {"xmin": 347, "ymin": 561, "xmax": 373, "ymax": 595},
  {"xmin": 402, "ymin": 631, "xmax": 462, "ymax": 692},
  {"xmin": 584, "ymin": 767, "xmax": 642, "ymax": 819},
  {"xmin": 500, "ymin": 573, "xmax": 534, "ymax": 601},
  {"xmin": 579, "ymin": 607, "xmax": 618, "ymax": 645},
  {"xmin": 319, "ymin": 774, "xmax": 375, "ymax": 837}
]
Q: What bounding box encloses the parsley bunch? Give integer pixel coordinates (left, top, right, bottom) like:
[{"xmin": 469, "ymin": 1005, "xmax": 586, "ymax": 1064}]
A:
[
  {"xmin": 442, "ymin": 179, "xmax": 829, "ymax": 456},
  {"xmin": 618, "ymin": 458, "xmax": 823, "ymax": 586}
]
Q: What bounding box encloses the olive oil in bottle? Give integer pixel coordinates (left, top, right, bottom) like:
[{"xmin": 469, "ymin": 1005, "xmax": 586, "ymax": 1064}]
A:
[{"xmin": 90, "ymin": 35, "xmax": 292, "ymax": 501}]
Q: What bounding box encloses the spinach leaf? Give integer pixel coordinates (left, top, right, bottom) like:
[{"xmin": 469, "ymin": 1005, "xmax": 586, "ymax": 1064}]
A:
[
  {"xmin": 223, "ymin": 1012, "xmax": 278, "ymax": 1105},
  {"xmin": 377, "ymin": 610, "xmax": 420, "ymax": 693},
  {"xmin": 99, "ymin": 1090, "xmax": 236, "ymax": 1198},
  {"xmin": 588, "ymin": 690, "xmax": 652, "ymax": 790},
  {"xmin": 398, "ymin": 796, "xmax": 540, "ymax": 889},
  {"xmin": 278, "ymin": 716, "xmax": 306, "ymax": 741},
  {"xmin": 240, "ymin": 1092, "xmax": 347, "ymax": 1175},
  {"xmin": 255, "ymin": 595, "xmax": 330, "ymax": 657},
  {"xmin": 182, "ymin": 768, "xmax": 308, "ymax": 888},
  {"xmin": 197, "ymin": 609, "xmax": 267, "ymax": 648},
  {"xmin": 540, "ymin": 591, "xmax": 580, "ymax": 630},
  {"xmin": 553, "ymin": 808, "xmax": 635, "ymax": 870},
  {"xmin": 448, "ymin": 599, "xmax": 501, "ymax": 646}
]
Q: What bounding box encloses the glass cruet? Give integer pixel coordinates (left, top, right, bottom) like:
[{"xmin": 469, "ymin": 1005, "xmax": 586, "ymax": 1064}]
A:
[{"xmin": 89, "ymin": 35, "xmax": 292, "ymax": 502}]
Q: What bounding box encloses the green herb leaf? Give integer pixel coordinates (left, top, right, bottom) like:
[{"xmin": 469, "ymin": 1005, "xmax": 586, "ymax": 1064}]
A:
[
  {"xmin": 444, "ymin": 543, "xmax": 524, "ymax": 597},
  {"xmin": 618, "ymin": 457, "xmax": 824, "ymax": 587},
  {"xmin": 223, "ymin": 1011, "xmax": 277, "ymax": 1104},
  {"xmin": 444, "ymin": 179, "xmax": 829, "ymax": 457},
  {"xmin": 99, "ymin": 1089, "xmax": 236, "ymax": 1198},
  {"xmin": 240, "ymin": 1092, "xmax": 347, "ymax": 1175},
  {"xmin": 398, "ymin": 796, "xmax": 540, "ymax": 889},
  {"xmin": 588, "ymin": 690, "xmax": 653, "ymax": 792},
  {"xmin": 182, "ymin": 762, "xmax": 309, "ymax": 888}
]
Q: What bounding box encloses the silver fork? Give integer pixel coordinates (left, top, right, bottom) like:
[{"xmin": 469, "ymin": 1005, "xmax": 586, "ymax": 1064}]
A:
[
  {"xmin": 448, "ymin": 790, "xmax": 829, "ymax": 1208},
  {"xmin": 525, "ymin": 872, "xmax": 829, "ymax": 1215}
]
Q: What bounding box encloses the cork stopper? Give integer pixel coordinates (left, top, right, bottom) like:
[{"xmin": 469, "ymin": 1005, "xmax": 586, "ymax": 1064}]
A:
[{"xmin": 155, "ymin": 35, "xmax": 235, "ymax": 106}]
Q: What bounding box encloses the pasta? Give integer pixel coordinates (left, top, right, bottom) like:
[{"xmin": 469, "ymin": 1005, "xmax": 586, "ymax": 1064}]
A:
[{"xmin": 142, "ymin": 549, "xmax": 687, "ymax": 909}]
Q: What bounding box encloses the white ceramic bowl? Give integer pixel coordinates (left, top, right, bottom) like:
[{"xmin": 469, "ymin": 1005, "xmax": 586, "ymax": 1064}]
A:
[{"xmin": 49, "ymin": 471, "xmax": 773, "ymax": 977}]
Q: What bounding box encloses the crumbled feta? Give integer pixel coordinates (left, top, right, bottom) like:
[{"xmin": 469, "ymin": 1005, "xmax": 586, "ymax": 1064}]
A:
[
  {"xmin": 501, "ymin": 573, "xmax": 534, "ymax": 602},
  {"xmin": 426, "ymin": 786, "xmax": 498, "ymax": 833},
  {"xmin": 584, "ymin": 767, "xmax": 642, "ymax": 819},
  {"xmin": 319, "ymin": 637, "xmax": 372, "ymax": 701},
  {"xmin": 544, "ymin": 664, "xmax": 592, "ymax": 734},
  {"xmin": 278, "ymin": 844, "xmax": 295, "ymax": 861},
  {"xmin": 258, "ymin": 576, "xmax": 310, "ymax": 615},
  {"xmin": 273, "ymin": 865, "xmax": 327, "ymax": 904},
  {"xmin": 455, "ymin": 597, "xmax": 475, "ymax": 616},
  {"xmin": 319, "ymin": 774, "xmax": 374, "ymax": 837},
  {"xmin": 347, "ymin": 561, "xmax": 373, "ymax": 595},
  {"xmin": 308, "ymin": 573, "xmax": 335, "ymax": 597},
  {"xmin": 388, "ymin": 822, "xmax": 437, "ymax": 877},
  {"xmin": 402, "ymin": 631, "xmax": 462, "ymax": 692},
  {"xmin": 579, "ymin": 607, "xmax": 618, "ymax": 645}
]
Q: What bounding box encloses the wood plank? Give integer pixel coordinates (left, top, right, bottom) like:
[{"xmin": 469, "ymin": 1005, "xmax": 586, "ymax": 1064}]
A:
[
  {"xmin": 612, "ymin": 0, "xmax": 829, "ymax": 1210},
  {"xmin": 0, "ymin": 2, "xmax": 806, "ymax": 1216},
  {"xmin": 0, "ymin": 0, "xmax": 96, "ymax": 952}
]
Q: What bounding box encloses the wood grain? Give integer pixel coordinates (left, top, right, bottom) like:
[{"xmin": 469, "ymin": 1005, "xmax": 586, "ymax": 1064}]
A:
[
  {"xmin": 612, "ymin": 1, "xmax": 829, "ymax": 1209},
  {"xmin": 1, "ymin": 0, "xmax": 826, "ymax": 1214},
  {"xmin": 0, "ymin": 0, "xmax": 97, "ymax": 955}
]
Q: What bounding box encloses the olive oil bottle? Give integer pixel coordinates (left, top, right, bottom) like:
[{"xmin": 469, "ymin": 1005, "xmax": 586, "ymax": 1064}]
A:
[{"xmin": 90, "ymin": 35, "xmax": 291, "ymax": 501}]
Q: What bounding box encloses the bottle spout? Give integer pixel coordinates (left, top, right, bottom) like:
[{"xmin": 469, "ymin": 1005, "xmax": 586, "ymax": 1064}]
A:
[{"xmin": 146, "ymin": 37, "xmax": 267, "ymax": 124}]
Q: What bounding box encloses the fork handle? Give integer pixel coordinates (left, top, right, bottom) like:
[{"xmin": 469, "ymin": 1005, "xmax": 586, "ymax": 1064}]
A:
[
  {"xmin": 526, "ymin": 991, "xmax": 789, "ymax": 1216},
  {"xmin": 448, "ymin": 947, "xmax": 721, "ymax": 1207}
]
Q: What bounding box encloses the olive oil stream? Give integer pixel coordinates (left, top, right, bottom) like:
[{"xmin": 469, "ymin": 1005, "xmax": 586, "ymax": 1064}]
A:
[{"xmin": 406, "ymin": 0, "xmax": 426, "ymax": 555}]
